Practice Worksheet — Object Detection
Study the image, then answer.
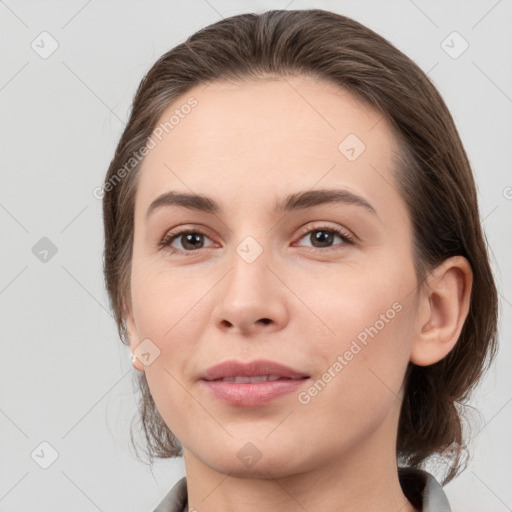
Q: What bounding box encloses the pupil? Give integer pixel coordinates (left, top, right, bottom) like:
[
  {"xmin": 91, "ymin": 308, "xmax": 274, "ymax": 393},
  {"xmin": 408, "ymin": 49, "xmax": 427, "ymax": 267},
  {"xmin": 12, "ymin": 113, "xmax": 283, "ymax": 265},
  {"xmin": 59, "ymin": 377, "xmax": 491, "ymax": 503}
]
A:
[
  {"xmin": 183, "ymin": 233, "xmax": 203, "ymax": 249},
  {"xmin": 313, "ymin": 230, "xmax": 333, "ymax": 247}
]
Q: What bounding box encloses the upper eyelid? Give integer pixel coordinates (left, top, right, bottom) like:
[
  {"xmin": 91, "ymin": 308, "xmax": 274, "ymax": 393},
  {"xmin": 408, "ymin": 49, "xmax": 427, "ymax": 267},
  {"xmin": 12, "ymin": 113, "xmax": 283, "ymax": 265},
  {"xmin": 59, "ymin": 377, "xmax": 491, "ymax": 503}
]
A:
[
  {"xmin": 296, "ymin": 222, "xmax": 352, "ymax": 237},
  {"xmin": 162, "ymin": 222, "xmax": 350, "ymax": 239}
]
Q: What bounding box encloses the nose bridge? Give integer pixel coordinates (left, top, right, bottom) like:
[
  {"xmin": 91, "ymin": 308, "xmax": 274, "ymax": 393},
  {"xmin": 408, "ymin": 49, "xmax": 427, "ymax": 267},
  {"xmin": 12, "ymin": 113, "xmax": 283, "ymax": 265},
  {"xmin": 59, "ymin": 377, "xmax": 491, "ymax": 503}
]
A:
[
  {"xmin": 228, "ymin": 241, "xmax": 270, "ymax": 298},
  {"xmin": 211, "ymin": 235, "xmax": 287, "ymax": 334}
]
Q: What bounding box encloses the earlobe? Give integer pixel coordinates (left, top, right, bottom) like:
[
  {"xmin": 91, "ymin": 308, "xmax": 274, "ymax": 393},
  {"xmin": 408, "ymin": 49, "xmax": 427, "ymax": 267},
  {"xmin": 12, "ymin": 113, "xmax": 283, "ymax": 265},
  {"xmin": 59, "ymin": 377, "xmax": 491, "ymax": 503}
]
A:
[
  {"xmin": 410, "ymin": 256, "xmax": 473, "ymax": 367},
  {"xmin": 123, "ymin": 303, "xmax": 145, "ymax": 373}
]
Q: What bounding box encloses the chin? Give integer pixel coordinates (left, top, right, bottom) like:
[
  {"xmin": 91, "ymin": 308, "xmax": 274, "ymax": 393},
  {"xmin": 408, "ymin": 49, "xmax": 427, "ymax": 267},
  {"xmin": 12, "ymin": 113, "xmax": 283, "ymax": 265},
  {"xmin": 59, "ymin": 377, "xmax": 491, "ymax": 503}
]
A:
[
  {"xmin": 200, "ymin": 439, "xmax": 305, "ymax": 478},
  {"xmin": 207, "ymin": 457, "xmax": 298, "ymax": 480}
]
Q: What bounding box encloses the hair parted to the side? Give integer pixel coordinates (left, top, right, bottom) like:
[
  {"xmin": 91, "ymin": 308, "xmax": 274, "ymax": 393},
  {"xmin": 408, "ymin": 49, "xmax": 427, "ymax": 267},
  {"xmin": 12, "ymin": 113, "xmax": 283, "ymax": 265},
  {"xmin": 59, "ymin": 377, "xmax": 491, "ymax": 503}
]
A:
[{"xmin": 102, "ymin": 9, "xmax": 498, "ymax": 484}]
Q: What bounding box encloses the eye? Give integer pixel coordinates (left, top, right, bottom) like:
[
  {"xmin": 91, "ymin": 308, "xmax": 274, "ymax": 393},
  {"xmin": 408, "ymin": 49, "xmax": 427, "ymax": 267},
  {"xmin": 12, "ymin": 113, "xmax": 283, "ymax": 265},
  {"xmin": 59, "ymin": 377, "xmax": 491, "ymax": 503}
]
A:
[
  {"xmin": 295, "ymin": 225, "xmax": 355, "ymax": 250},
  {"xmin": 158, "ymin": 224, "xmax": 355, "ymax": 256},
  {"xmin": 158, "ymin": 228, "xmax": 215, "ymax": 255}
]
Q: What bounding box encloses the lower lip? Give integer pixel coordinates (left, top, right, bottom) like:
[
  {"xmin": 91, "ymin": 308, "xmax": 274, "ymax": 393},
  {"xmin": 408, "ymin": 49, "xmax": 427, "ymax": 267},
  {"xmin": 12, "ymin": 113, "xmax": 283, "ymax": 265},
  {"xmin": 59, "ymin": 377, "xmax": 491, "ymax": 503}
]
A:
[{"xmin": 201, "ymin": 378, "xmax": 309, "ymax": 407}]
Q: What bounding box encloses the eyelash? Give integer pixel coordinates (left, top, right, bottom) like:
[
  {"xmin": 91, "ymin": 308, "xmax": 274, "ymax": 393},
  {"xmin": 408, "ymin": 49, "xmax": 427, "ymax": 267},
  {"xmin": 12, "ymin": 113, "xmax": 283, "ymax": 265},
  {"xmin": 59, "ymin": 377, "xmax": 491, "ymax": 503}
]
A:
[{"xmin": 158, "ymin": 224, "xmax": 355, "ymax": 256}]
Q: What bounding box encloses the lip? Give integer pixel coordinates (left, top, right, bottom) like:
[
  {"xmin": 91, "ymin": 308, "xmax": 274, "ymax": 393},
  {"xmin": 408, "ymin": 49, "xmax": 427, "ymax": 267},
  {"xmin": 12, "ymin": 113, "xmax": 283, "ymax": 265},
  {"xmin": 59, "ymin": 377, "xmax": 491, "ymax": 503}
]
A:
[
  {"xmin": 199, "ymin": 359, "xmax": 310, "ymax": 407},
  {"xmin": 199, "ymin": 359, "xmax": 309, "ymax": 381}
]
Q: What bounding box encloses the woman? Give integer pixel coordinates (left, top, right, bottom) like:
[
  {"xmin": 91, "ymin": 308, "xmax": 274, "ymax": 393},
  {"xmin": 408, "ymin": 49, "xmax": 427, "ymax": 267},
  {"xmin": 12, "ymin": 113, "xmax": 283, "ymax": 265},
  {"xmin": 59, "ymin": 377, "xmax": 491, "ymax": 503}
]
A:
[{"xmin": 101, "ymin": 9, "xmax": 498, "ymax": 512}]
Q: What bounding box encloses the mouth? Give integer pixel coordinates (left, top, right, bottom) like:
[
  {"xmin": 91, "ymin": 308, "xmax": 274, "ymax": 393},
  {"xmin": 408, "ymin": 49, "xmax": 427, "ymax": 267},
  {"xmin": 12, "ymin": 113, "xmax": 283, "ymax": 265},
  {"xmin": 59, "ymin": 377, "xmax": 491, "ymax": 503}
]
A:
[{"xmin": 199, "ymin": 359, "xmax": 310, "ymax": 407}]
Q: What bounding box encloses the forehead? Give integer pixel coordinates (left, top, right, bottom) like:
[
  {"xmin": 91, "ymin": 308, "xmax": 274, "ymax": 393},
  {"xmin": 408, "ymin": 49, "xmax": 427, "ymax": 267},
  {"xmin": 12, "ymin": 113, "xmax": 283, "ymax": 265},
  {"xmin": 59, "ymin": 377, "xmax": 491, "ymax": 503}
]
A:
[{"xmin": 135, "ymin": 75, "xmax": 403, "ymax": 220}]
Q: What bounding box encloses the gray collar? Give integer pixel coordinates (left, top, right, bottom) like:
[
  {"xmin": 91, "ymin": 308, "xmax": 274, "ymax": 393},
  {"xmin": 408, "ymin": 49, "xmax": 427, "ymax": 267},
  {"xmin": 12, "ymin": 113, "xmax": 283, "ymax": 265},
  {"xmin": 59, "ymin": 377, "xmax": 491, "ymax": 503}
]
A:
[
  {"xmin": 153, "ymin": 468, "xmax": 451, "ymax": 512},
  {"xmin": 399, "ymin": 467, "xmax": 452, "ymax": 511}
]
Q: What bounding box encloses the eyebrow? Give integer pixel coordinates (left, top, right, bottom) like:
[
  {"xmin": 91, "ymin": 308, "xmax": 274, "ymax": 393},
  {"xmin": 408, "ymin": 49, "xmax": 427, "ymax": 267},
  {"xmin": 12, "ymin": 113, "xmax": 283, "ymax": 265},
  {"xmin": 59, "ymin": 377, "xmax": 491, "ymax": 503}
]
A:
[{"xmin": 146, "ymin": 188, "xmax": 377, "ymax": 219}]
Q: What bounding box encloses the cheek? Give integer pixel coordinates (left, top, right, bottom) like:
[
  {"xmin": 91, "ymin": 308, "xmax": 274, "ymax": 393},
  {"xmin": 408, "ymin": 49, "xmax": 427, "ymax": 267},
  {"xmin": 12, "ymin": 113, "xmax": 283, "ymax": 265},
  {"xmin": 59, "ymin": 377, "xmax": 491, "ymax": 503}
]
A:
[
  {"xmin": 291, "ymin": 255, "xmax": 415, "ymax": 356},
  {"xmin": 292, "ymin": 260, "xmax": 416, "ymax": 415},
  {"xmin": 129, "ymin": 256, "xmax": 219, "ymax": 404},
  {"xmin": 130, "ymin": 256, "xmax": 207, "ymax": 339},
  {"xmin": 300, "ymin": 298, "xmax": 413, "ymax": 408}
]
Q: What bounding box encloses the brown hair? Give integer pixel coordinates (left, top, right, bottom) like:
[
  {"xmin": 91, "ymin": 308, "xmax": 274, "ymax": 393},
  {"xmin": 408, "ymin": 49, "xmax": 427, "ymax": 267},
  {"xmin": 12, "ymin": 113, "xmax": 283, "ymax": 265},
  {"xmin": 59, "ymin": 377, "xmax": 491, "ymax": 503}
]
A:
[{"xmin": 102, "ymin": 9, "xmax": 498, "ymax": 483}]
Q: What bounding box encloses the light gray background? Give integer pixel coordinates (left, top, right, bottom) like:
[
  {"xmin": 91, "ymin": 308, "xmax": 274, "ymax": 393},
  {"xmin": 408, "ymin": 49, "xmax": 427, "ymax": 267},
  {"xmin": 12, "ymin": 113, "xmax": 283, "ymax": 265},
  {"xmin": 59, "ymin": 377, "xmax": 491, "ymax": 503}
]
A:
[{"xmin": 1, "ymin": 0, "xmax": 511, "ymax": 510}]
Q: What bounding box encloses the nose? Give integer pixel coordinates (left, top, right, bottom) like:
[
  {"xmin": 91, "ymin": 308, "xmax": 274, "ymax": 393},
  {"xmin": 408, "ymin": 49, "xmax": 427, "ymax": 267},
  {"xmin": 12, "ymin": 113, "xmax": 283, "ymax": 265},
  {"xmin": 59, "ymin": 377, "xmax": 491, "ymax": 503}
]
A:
[{"xmin": 211, "ymin": 248, "xmax": 289, "ymax": 336}]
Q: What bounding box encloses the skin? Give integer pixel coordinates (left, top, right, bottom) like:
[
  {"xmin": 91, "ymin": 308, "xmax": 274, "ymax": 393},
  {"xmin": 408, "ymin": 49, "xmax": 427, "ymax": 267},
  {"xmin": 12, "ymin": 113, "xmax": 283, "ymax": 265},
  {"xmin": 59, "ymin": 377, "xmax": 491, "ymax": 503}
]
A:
[{"xmin": 124, "ymin": 75, "xmax": 473, "ymax": 512}]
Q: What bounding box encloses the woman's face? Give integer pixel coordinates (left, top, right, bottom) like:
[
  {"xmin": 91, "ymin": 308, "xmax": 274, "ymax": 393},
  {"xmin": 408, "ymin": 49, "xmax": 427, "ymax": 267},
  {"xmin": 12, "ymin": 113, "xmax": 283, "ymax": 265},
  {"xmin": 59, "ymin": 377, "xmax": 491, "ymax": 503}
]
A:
[{"xmin": 126, "ymin": 76, "xmax": 423, "ymax": 477}]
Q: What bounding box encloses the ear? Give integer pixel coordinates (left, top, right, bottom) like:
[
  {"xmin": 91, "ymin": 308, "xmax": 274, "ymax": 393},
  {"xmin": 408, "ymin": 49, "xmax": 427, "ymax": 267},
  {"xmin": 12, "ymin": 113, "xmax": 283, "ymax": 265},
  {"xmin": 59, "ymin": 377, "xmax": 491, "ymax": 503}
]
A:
[
  {"xmin": 124, "ymin": 301, "xmax": 145, "ymax": 373},
  {"xmin": 411, "ymin": 255, "xmax": 473, "ymax": 366}
]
